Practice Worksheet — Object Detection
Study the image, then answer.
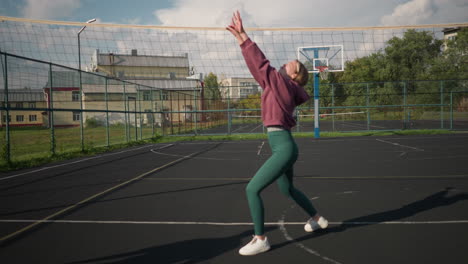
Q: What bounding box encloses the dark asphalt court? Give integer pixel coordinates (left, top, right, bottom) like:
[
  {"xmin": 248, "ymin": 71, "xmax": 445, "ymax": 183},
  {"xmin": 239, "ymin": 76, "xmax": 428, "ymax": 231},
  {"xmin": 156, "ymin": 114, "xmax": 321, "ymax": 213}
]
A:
[{"xmin": 0, "ymin": 133, "xmax": 468, "ymax": 264}]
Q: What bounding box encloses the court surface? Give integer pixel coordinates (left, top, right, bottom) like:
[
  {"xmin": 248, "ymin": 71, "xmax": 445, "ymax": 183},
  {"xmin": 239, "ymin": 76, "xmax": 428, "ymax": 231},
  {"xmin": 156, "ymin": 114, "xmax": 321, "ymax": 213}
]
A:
[{"xmin": 1, "ymin": 133, "xmax": 468, "ymax": 264}]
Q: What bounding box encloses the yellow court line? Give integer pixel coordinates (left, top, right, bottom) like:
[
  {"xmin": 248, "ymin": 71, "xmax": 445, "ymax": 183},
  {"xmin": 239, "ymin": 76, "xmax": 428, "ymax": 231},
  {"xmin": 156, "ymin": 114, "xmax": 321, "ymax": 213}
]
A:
[{"xmin": 0, "ymin": 145, "xmax": 217, "ymax": 244}]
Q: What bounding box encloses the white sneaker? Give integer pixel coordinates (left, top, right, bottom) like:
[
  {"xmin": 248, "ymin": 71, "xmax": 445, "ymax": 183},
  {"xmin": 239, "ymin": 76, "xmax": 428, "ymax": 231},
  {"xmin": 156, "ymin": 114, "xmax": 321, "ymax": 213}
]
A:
[
  {"xmin": 304, "ymin": 216, "xmax": 329, "ymax": 232},
  {"xmin": 239, "ymin": 236, "xmax": 271, "ymax": 256}
]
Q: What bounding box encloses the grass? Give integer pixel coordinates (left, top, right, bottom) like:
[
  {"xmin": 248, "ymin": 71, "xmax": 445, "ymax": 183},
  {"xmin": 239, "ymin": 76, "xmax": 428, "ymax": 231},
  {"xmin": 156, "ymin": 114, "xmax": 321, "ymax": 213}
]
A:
[{"xmin": 0, "ymin": 128, "xmax": 458, "ymax": 172}]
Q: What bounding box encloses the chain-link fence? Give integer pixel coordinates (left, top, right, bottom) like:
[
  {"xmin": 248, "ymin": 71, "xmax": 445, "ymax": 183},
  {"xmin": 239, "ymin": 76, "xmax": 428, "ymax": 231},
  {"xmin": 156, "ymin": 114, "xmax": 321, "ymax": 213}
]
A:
[{"xmin": 1, "ymin": 51, "xmax": 468, "ymax": 164}]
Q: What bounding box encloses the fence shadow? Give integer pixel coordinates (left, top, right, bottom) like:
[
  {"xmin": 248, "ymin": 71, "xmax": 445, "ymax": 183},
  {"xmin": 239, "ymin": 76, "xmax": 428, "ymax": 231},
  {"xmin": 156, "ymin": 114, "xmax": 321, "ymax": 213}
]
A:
[
  {"xmin": 272, "ymin": 187, "xmax": 468, "ymax": 250},
  {"xmin": 68, "ymin": 226, "xmax": 276, "ymax": 264}
]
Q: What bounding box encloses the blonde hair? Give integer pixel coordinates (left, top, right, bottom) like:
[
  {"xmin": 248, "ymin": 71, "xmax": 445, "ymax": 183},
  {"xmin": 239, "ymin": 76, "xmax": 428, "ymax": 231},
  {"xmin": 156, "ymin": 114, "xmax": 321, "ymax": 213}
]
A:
[{"xmin": 294, "ymin": 60, "xmax": 309, "ymax": 87}]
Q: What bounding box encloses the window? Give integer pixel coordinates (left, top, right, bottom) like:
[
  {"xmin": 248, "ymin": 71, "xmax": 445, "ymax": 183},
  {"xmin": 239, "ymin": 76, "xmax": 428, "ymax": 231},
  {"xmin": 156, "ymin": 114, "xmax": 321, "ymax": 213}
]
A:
[
  {"xmin": 29, "ymin": 115, "xmax": 37, "ymax": 122},
  {"xmin": 143, "ymin": 92, "xmax": 151, "ymax": 101},
  {"xmin": 2, "ymin": 115, "xmax": 11, "ymax": 122},
  {"xmin": 72, "ymin": 91, "xmax": 80, "ymax": 102},
  {"xmin": 73, "ymin": 112, "xmax": 81, "ymax": 121},
  {"xmin": 16, "ymin": 102, "xmax": 23, "ymax": 108},
  {"xmin": 161, "ymin": 91, "xmax": 169, "ymax": 101},
  {"xmin": 29, "ymin": 102, "xmax": 36, "ymax": 108},
  {"xmin": 16, "ymin": 115, "xmax": 24, "ymax": 122}
]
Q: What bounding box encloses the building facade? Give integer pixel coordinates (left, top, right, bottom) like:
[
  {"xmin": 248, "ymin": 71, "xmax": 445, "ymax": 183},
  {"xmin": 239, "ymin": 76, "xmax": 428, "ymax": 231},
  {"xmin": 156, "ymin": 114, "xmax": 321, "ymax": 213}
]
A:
[
  {"xmin": 219, "ymin": 77, "xmax": 261, "ymax": 101},
  {"xmin": 0, "ymin": 89, "xmax": 46, "ymax": 127}
]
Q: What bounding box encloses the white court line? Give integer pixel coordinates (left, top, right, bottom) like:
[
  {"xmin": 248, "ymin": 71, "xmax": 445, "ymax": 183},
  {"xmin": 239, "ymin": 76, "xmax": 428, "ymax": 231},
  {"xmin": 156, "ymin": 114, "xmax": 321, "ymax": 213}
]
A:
[
  {"xmin": 257, "ymin": 141, "xmax": 265, "ymax": 156},
  {"xmin": 249, "ymin": 123, "xmax": 264, "ymax": 133},
  {"xmin": 339, "ymin": 121, "xmax": 387, "ymax": 129},
  {"xmin": 0, "ymin": 144, "xmax": 218, "ymax": 243},
  {"xmin": 150, "ymin": 149, "xmax": 239, "ymax": 161},
  {"xmin": 1, "ymin": 219, "xmax": 467, "ymax": 225},
  {"xmin": 0, "ymin": 144, "xmax": 174, "ymax": 181},
  {"xmin": 376, "ymin": 138, "xmax": 424, "ymax": 151}
]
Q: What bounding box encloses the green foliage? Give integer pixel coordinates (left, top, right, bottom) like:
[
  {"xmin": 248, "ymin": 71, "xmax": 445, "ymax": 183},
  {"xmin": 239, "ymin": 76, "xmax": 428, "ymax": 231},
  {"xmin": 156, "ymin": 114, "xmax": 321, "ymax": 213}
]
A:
[
  {"xmin": 431, "ymin": 28, "xmax": 468, "ymax": 80},
  {"xmin": 385, "ymin": 30, "xmax": 443, "ymax": 81},
  {"xmin": 204, "ymin": 72, "xmax": 222, "ymax": 101},
  {"xmin": 237, "ymin": 93, "xmax": 261, "ymax": 115},
  {"xmin": 85, "ymin": 117, "xmax": 103, "ymax": 128},
  {"xmin": 323, "ymin": 29, "xmax": 468, "ymax": 107}
]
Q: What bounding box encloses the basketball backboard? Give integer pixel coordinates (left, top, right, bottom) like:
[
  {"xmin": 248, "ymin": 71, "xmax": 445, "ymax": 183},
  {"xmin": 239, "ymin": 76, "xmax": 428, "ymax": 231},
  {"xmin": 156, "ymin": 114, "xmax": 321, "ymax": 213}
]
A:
[{"xmin": 297, "ymin": 45, "xmax": 344, "ymax": 73}]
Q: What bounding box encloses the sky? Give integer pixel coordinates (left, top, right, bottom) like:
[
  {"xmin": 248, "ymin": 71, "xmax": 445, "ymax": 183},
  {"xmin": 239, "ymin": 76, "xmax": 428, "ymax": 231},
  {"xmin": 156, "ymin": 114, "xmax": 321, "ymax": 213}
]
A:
[{"xmin": 0, "ymin": 0, "xmax": 467, "ymax": 27}]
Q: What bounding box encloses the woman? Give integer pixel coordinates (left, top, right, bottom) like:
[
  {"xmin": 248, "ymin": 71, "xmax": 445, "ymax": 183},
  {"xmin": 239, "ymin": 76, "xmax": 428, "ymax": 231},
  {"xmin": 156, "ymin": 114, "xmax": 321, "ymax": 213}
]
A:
[{"xmin": 226, "ymin": 11, "xmax": 328, "ymax": 256}]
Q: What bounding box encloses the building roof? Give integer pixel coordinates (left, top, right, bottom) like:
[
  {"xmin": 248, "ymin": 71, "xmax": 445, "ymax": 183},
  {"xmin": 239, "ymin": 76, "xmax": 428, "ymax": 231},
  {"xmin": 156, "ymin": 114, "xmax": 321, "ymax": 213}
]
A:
[
  {"xmin": 80, "ymin": 79, "xmax": 200, "ymax": 93},
  {"xmin": 0, "ymin": 89, "xmax": 44, "ymax": 102},
  {"xmin": 96, "ymin": 53, "xmax": 190, "ymax": 68},
  {"xmin": 45, "ymin": 70, "xmax": 200, "ymax": 93},
  {"xmin": 442, "ymin": 27, "xmax": 463, "ymax": 34},
  {"xmin": 128, "ymin": 79, "xmax": 201, "ymax": 91}
]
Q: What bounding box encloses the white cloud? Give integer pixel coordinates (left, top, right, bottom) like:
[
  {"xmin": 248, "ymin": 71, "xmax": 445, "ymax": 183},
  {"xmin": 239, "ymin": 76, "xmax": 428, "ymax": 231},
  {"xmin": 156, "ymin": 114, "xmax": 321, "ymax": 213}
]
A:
[
  {"xmin": 381, "ymin": 0, "xmax": 468, "ymax": 26},
  {"xmin": 153, "ymin": 0, "xmax": 403, "ymax": 28},
  {"xmin": 153, "ymin": 0, "xmax": 467, "ymax": 28},
  {"xmin": 21, "ymin": 0, "xmax": 81, "ymax": 19}
]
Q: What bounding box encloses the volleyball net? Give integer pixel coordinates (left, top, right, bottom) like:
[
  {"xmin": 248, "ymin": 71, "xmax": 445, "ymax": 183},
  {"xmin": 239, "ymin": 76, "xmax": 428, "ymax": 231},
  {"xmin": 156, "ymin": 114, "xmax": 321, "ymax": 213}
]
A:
[{"xmin": 0, "ymin": 16, "xmax": 468, "ymax": 162}]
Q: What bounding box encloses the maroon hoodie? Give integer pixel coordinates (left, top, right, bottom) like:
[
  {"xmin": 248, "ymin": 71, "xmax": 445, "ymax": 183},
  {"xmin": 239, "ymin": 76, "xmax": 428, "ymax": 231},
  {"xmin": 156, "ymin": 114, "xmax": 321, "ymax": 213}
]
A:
[{"xmin": 240, "ymin": 38, "xmax": 310, "ymax": 130}]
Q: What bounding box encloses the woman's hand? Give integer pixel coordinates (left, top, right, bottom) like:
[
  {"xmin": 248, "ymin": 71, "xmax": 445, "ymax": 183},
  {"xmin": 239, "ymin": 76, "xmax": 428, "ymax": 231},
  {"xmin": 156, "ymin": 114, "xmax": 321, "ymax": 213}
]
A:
[{"xmin": 226, "ymin": 10, "xmax": 248, "ymax": 45}]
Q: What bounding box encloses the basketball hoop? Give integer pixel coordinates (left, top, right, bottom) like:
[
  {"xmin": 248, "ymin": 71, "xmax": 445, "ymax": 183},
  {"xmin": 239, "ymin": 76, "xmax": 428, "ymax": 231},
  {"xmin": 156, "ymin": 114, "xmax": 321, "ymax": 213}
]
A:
[{"xmin": 316, "ymin": 66, "xmax": 329, "ymax": 80}]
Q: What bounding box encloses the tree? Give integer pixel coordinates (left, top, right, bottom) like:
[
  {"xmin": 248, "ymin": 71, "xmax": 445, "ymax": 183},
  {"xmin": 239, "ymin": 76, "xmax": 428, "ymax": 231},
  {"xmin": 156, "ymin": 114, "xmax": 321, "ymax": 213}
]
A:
[
  {"xmin": 431, "ymin": 28, "xmax": 468, "ymax": 80},
  {"xmin": 237, "ymin": 93, "xmax": 261, "ymax": 116},
  {"xmin": 203, "ymin": 72, "xmax": 222, "ymax": 109},
  {"xmin": 384, "ymin": 30, "xmax": 443, "ymax": 81}
]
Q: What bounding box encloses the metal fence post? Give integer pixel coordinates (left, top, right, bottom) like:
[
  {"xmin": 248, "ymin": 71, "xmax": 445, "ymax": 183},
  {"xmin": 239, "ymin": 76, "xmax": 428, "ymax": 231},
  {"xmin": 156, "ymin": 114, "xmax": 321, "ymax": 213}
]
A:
[
  {"xmin": 193, "ymin": 88, "xmax": 198, "ymax": 135},
  {"xmin": 49, "ymin": 63, "xmax": 56, "ymax": 155},
  {"xmin": 450, "ymin": 91, "xmax": 453, "ymax": 130},
  {"xmin": 3, "ymin": 53, "xmax": 11, "ymax": 164},
  {"xmin": 105, "ymin": 77, "xmax": 110, "ymax": 147},
  {"xmin": 150, "ymin": 87, "xmax": 155, "ymax": 137},
  {"xmin": 227, "ymin": 86, "xmax": 231, "ymax": 135},
  {"xmin": 366, "ymin": 83, "xmax": 370, "ymax": 130},
  {"xmin": 403, "ymin": 81, "xmax": 407, "ymax": 129},
  {"xmin": 123, "ymin": 82, "xmax": 128, "ymax": 142},
  {"xmin": 79, "ymin": 68, "xmax": 84, "ymax": 151},
  {"xmin": 137, "ymin": 86, "xmax": 141, "ymax": 140},
  {"xmin": 331, "ymin": 84, "xmax": 335, "ymax": 131},
  {"xmin": 440, "ymin": 80, "xmax": 444, "ymax": 129}
]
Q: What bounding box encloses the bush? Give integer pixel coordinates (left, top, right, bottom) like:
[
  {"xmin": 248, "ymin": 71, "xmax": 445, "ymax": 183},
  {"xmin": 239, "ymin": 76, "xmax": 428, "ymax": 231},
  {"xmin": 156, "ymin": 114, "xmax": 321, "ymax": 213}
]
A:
[{"xmin": 85, "ymin": 118, "xmax": 103, "ymax": 128}]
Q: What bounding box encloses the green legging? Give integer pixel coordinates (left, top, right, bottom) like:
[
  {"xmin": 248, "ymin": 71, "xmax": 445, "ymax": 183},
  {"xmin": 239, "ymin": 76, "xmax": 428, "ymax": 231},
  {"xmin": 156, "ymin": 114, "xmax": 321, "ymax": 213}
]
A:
[{"xmin": 246, "ymin": 130, "xmax": 317, "ymax": 235}]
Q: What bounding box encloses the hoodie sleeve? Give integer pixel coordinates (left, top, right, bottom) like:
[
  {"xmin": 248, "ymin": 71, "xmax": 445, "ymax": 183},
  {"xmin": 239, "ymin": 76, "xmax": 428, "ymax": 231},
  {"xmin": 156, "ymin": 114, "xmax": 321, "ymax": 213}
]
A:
[{"xmin": 240, "ymin": 38, "xmax": 277, "ymax": 90}]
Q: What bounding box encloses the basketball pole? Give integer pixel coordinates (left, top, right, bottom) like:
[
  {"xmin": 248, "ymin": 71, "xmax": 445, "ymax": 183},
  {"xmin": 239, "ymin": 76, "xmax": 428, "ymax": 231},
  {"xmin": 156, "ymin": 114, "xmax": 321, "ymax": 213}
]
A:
[
  {"xmin": 313, "ymin": 49, "xmax": 320, "ymax": 139},
  {"xmin": 314, "ymin": 71, "xmax": 320, "ymax": 138}
]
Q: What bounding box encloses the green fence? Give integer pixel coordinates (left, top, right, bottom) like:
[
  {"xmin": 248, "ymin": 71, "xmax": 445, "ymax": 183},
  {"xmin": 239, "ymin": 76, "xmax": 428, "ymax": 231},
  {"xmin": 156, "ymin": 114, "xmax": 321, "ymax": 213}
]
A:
[{"xmin": 1, "ymin": 51, "xmax": 468, "ymax": 164}]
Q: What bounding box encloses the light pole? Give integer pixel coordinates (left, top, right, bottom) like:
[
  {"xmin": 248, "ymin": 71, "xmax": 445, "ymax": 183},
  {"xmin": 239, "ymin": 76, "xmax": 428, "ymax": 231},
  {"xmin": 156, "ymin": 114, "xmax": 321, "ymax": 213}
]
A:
[{"xmin": 77, "ymin": 18, "xmax": 96, "ymax": 151}]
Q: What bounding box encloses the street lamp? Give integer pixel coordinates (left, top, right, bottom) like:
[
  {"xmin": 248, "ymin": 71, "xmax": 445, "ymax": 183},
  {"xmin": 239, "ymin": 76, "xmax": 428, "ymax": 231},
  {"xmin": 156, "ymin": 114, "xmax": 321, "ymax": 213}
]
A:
[
  {"xmin": 78, "ymin": 18, "xmax": 96, "ymax": 72},
  {"xmin": 77, "ymin": 18, "xmax": 96, "ymax": 151}
]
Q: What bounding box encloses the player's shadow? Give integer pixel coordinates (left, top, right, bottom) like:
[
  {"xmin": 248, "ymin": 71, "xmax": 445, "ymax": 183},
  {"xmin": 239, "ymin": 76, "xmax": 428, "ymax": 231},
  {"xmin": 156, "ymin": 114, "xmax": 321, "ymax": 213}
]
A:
[
  {"xmin": 272, "ymin": 187, "xmax": 468, "ymax": 251},
  {"xmin": 68, "ymin": 226, "xmax": 276, "ymax": 264}
]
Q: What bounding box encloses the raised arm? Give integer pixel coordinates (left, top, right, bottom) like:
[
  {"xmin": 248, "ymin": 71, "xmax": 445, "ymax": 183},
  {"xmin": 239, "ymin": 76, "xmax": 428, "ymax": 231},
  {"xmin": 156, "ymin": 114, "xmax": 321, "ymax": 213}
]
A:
[
  {"xmin": 226, "ymin": 11, "xmax": 276, "ymax": 90},
  {"xmin": 226, "ymin": 10, "xmax": 249, "ymax": 45}
]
